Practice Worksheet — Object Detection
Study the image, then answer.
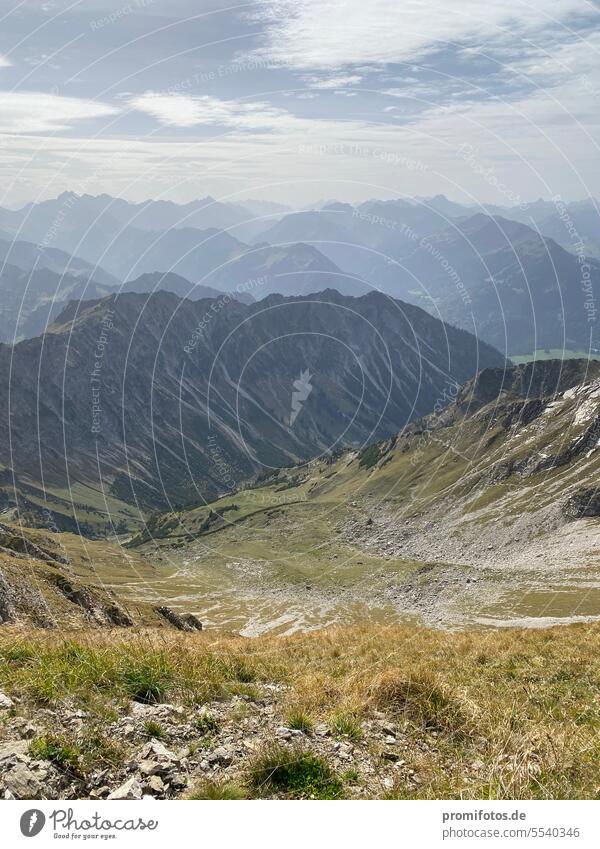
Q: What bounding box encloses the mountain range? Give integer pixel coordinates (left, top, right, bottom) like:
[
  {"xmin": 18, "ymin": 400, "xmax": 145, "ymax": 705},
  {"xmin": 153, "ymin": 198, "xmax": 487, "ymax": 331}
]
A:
[
  {"xmin": 0, "ymin": 287, "xmax": 505, "ymax": 533},
  {"xmin": 1, "ymin": 192, "xmax": 598, "ymax": 357}
]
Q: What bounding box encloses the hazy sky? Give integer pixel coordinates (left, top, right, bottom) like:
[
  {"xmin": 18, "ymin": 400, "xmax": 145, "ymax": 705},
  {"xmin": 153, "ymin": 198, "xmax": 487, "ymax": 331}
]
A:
[{"xmin": 1, "ymin": 0, "xmax": 599, "ymax": 207}]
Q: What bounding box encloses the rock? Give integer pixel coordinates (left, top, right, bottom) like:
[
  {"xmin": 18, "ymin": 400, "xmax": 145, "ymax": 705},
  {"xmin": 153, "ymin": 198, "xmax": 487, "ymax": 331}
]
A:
[
  {"xmin": 167, "ymin": 772, "xmax": 187, "ymax": 789},
  {"xmin": 138, "ymin": 759, "xmax": 162, "ymax": 777},
  {"xmin": 207, "ymin": 747, "xmax": 233, "ymax": 766},
  {"xmin": 89, "ymin": 786, "xmax": 110, "ymax": 799},
  {"xmin": 2, "ymin": 763, "xmax": 43, "ymax": 799},
  {"xmin": 145, "ymin": 775, "xmax": 165, "ymax": 795},
  {"xmin": 382, "ymin": 750, "xmax": 401, "ymax": 762},
  {"xmin": 138, "ymin": 740, "xmax": 177, "ymax": 763},
  {"xmin": 154, "ymin": 606, "xmax": 202, "ymax": 631},
  {"xmin": 0, "ymin": 691, "xmax": 13, "ymax": 710},
  {"xmin": 563, "ymin": 488, "xmax": 600, "ymax": 519},
  {"xmin": 0, "ymin": 740, "xmax": 30, "ymax": 762},
  {"xmin": 275, "ymin": 726, "xmax": 292, "ymax": 739},
  {"xmin": 107, "ymin": 777, "xmax": 143, "ymax": 800}
]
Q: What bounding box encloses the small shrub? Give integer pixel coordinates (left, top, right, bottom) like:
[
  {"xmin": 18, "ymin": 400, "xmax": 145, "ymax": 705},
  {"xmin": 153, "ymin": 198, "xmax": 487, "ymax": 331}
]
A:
[
  {"xmin": 143, "ymin": 720, "xmax": 165, "ymax": 739},
  {"xmin": 79, "ymin": 733, "xmax": 125, "ymax": 771},
  {"xmin": 371, "ymin": 672, "xmax": 467, "ymax": 735},
  {"xmin": 359, "ymin": 444, "xmax": 381, "ymax": 470},
  {"xmin": 195, "ymin": 711, "xmax": 219, "ymax": 733},
  {"xmin": 341, "ymin": 768, "xmax": 360, "ymax": 784},
  {"xmin": 2, "ymin": 644, "xmax": 35, "ymax": 666},
  {"xmin": 248, "ymin": 746, "xmax": 343, "ymax": 799},
  {"xmin": 230, "ymin": 659, "xmax": 256, "ymax": 683},
  {"xmin": 29, "ymin": 736, "xmax": 82, "ymax": 774},
  {"xmin": 229, "ymin": 683, "xmax": 260, "ymax": 701}
]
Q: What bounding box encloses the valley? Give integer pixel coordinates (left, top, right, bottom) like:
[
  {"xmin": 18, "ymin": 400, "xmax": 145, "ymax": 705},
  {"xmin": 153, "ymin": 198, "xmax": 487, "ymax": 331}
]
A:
[{"xmin": 94, "ymin": 358, "xmax": 600, "ymax": 634}]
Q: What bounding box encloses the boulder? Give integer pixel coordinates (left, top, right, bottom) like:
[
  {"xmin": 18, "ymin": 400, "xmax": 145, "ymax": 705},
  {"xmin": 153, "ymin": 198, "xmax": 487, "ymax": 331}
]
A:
[
  {"xmin": 2, "ymin": 763, "xmax": 43, "ymax": 799},
  {"xmin": 107, "ymin": 777, "xmax": 143, "ymax": 800},
  {"xmin": 0, "ymin": 691, "xmax": 14, "ymax": 710}
]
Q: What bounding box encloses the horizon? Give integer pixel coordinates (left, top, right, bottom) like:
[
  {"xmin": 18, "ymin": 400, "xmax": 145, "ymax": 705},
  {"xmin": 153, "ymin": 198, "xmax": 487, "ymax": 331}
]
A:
[{"xmin": 3, "ymin": 188, "xmax": 598, "ymax": 213}]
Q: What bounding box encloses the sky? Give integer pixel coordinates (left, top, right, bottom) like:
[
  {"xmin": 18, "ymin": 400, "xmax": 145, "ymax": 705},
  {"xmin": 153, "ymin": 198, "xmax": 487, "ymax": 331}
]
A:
[{"xmin": 0, "ymin": 0, "xmax": 599, "ymax": 207}]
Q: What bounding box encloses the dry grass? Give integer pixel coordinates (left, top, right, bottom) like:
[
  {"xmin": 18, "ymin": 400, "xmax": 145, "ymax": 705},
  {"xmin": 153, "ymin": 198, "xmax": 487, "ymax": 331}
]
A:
[{"xmin": 0, "ymin": 622, "xmax": 599, "ymax": 799}]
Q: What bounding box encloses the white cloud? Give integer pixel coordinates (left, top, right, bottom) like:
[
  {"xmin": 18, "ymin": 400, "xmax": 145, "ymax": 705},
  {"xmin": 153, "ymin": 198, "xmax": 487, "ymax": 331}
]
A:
[
  {"xmin": 0, "ymin": 91, "xmax": 119, "ymax": 133},
  {"xmin": 129, "ymin": 92, "xmax": 293, "ymax": 130},
  {"xmin": 0, "ymin": 55, "xmax": 11, "ymax": 68},
  {"xmin": 251, "ymin": 0, "xmax": 592, "ymax": 69},
  {"xmin": 305, "ymin": 74, "xmax": 363, "ymax": 89}
]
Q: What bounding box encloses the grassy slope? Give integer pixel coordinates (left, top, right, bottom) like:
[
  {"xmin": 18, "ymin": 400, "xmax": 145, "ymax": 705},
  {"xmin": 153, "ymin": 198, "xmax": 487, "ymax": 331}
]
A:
[
  {"xmin": 0, "ymin": 523, "xmax": 179, "ymax": 628},
  {"xmin": 1, "ymin": 622, "xmax": 599, "ymax": 799}
]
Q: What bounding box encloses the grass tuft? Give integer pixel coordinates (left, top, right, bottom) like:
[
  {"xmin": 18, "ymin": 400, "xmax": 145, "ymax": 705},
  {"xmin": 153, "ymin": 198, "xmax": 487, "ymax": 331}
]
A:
[
  {"xmin": 286, "ymin": 708, "xmax": 313, "ymax": 733},
  {"xmin": 187, "ymin": 781, "xmax": 248, "ymax": 800},
  {"xmin": 143, "ymin": 719, "xmax": 166, "ymax": 739},
  {"xmin": 248, "ymin": 745, "xmax": 343, "ymax": 799}
]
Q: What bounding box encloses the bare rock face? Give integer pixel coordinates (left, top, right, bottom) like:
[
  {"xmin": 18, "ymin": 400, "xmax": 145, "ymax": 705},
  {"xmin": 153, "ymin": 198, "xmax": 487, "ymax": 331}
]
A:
[{"xmin": 563, "ymin": 488, "xmax": 600, "ymax": 519}]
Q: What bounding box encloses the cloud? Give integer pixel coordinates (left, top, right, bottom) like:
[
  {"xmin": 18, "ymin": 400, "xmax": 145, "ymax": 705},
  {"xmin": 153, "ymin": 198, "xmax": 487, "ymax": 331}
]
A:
[
  {"xmin": 0, "ymin": 92, "xmax": 119, "ymax": 133},
  {"xmin": 305, "ymin": 74, "xmax": 363, "ymax": 89},
  {"xmin": 250, "ymin": 0, "xmax": 592, "ymax": 69},
  {"xmin": 0, "ymin": 56, "xmax": 11, "ymax": 68},
  {"xmin": 129, "ymin": 92, "xmax": 293, "ymax": 130}
]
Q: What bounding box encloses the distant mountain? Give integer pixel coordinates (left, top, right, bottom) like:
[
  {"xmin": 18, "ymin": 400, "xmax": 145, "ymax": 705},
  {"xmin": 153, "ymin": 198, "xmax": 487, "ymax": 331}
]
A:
[
  {"xmin": 0, "ymin": 263, "xmax": 113, "ymax": 342},
  {"xmin": 0, "ymin": 193, "xmax": 366, "ymax": 298},
  {"xmin": 253, "ymin": 201, "xmax": 465, "ymax": 294},
  {"xmin": 118, "ymin": 272, "xmax": 254, "ymax": 304},
  {"xmin": 0, "ymin": 288, "xmax": 505, "ymax": 530},
  {"xmin": 0, "ymin": 191, "xmax": 252, "ymax": 238},
  {"xmin": 0, "ymin": 235, "xmax": 118, "ymax": 287},
  {"xmin": 401, "ymin": 214, "xmax": 600, "ymax": 356},
  {"xmin": 203, "ymin": 241, "xmax": 369, "ymax": 297}
]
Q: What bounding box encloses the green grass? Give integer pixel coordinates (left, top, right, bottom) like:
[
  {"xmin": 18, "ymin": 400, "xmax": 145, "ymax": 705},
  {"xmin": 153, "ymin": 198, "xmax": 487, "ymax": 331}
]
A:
[
  {"xmin": 286, "ymin": 708, "xmax": 313, "ymax": 732},
  {"xmin": 187, "ymin": 781, "xmax": 248, "ymax": 800},
  {"xmin": 194, "ymin": 711, "xmax": 219, "ymax": 733},
  {"xmin": 330, "ymin": 711, "xmax": 363, "ymax": 743},
  {"xmin": 248, "ymin": 746, "xmax": 344, "ymax": 799},
  {"xmin": 29, "ymin": 736, "xmax": 82, "ymax": 774},
  {"xmin": 3, "ymin": 624, "xmax": 600, "ymax": 798},
  {"xmin": 510, "ymin": 348, "xmax": 600, "ymax": 364},
  {"xmin": 143, "ymin": 719, "xmax": 166, "ymax": 739},
  {"xmin": 119, "ymin": 657, "xmax": 173, "ymax": 704}
]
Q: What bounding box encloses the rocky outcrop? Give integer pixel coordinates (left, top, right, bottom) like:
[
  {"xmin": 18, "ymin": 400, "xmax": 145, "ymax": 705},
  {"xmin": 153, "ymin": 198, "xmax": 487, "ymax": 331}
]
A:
[
  {"xmin": 155, "ymin": 607, "xmax": 202, "ymax": 632},
  {"xmin": 563, "ymin": 488, "xmax": 600, "ymax": 519}
]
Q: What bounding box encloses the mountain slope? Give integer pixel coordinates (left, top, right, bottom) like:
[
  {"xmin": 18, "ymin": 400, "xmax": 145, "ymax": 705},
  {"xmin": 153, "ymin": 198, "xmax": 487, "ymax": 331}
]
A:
[
  {"xmin": 135, "ymin": 359, "xmax": 600, "ymax": 631},
  {"xmin": 399, "ymin": 214, "xmax": 600, "ymax": 355},
  {"xmin": 0, "ymin": 263, "xmax": 114, "ymax": 342},
  {"xmin": 0, "ymin": 288, "xmax": 505, "ymax": 530}
]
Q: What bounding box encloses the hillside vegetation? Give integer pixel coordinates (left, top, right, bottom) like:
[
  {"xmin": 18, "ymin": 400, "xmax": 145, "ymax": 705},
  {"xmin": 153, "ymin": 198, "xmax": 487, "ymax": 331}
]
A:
[{"xmin": 0, "ymin": 623, "xmax": 599, "ymax": 799}]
